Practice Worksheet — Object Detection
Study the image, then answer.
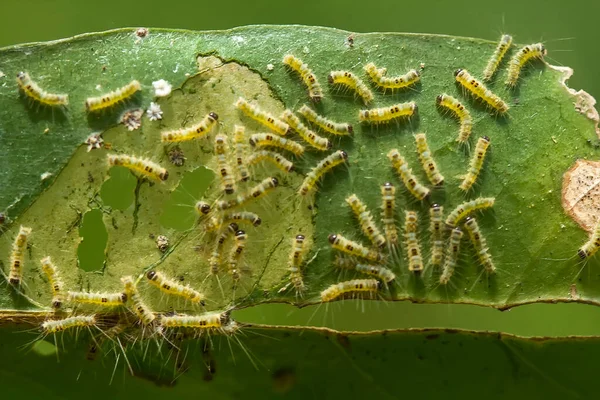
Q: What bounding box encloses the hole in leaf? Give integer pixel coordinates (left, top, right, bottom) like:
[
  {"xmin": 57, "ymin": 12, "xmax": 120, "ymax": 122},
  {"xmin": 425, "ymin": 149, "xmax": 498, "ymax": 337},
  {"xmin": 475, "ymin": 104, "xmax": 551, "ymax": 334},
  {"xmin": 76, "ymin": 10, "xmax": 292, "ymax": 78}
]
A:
[
  {"xmin": 77, "ymin": 209, "xmax": 108, "ymax": 272},
  {"xmin": 100, "ymin": 165, "xmax": 137, "ymax": 210},
  {"xmin": 160, "ymin": 166, "xmax": 215, "ymax": 231}
]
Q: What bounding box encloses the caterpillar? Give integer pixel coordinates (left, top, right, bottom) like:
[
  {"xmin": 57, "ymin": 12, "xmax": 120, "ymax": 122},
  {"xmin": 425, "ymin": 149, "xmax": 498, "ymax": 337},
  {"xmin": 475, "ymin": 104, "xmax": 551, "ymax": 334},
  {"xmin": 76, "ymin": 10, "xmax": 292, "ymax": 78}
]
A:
[
  {"xmin": 121, "ymin": 276, "xmax": 156, "ymax": 326},
  {"xmin": 195, "ymin": 201, "xmax": 211, "ymax": 216},
  {"xmin": 217, "ymin": 177, "xmax": 279, "ymax": 211},
  {"xmin": 298, "ymin": 150, "xmax": 348, "ymax": 196},
  {"xmin": 454, "ymin": 69, "xmax": 509, "ymax": 114},
  {"xmin": 483, "ymin": 34, "xmax": 513, "ymax": 81},
  {"xmin": 42, "ymin": 315, "xmax": 97, "ymax": 334},
  {"xmin": 146, "ymin": 270, "xmax": 206, "ymax": 304},
  {"xmin": 346, "ymin": 194, "xmax": 386, "ymax": 248},
  {"xmin": 429, "ymin": 204, "xmax": 445, "ymax": 267},
  {"xmin": 215, "ymin": 133, "xmax": 236, "ymax": 195},
  {"xmin": 359, "ymin": 102, "xmax": 417, "ymax": 124},
  {"xmin": 297, "ymin": 104, "xmax": 353, "ymax": 136},
  {"xmin": 207, "ymin": 213, "xmax": 261, "ymax": 232},
  {"xmin": 160, "ymin": 112, "xmax": 218, "ymax": 143},
  {"xmin": 436, "ymin": 94, "xmax": 473, "ymax": 144},
  {"xmin": 506, "ymin": 43, "xmax": 547, "ymax": 87},
  {"xmin": 288, "ymin": 234, "xmax": 308, "ymax": 294},
  {"xmin": 281, "ymin": 110, "xmax": 332, "ymax": 151},
  {"xmin": 209, "ymin": 223, "xmax": 239, "ymax": 275},
  {"xmin": 381, "ymin": 182, "xmax": 398, "ymax": 246},
  {"xmin": 320, "ymin": 279, "xmax": 380, "ymax": 302},
  {"xmin": 446, "ymin": 197, "xmax": 495, "ymax": 227},
  {"xmin": 459, "ymin": 136, "xmax": 490, "ymax": 191},
  {"xmin": 328, "ymin": 233, "xmax": 383, "ymax": 263},
  {"xmin": 40, "ymin": 256, "xmax": 63, "ymax": 308},
  {"xmin": 334, "ymin": 256, "xmax": 396, "ymax": 283},
  {"xmin": 440, "ymin": 227, "xmax": 464, "ymax": 285},
  {"xmin": 235, "ymin": 97, "xmax": 289, "ymax": 135},
  {"xmin": 404, "ymin": 211, "xmax": 424, "ymax": 273},
  {"xmin": 228, "ymin": 230, "xmax": 247, "ymax": 281},
  {"xmin": 16, "ymin": 72, "xmax": 69, "ymax": 107},
  {"xmin": 387, "ymin": 149, "xmax": 430, "ymax": 201},
  {"xmin": 107, "ymin": 154, "xmax": 169, "ymax": 182},
  {"xmin": 233, "ymin": 125, "xmax": 250, "ymax": 182},
  {"xmin": 223, "ymin": 212, "xmax": 262, "ymax": 227},
  {"xmin": 578, "ymin": 218, "xmax": 600, "ymax": 259},
  {"xmin": 9, "ymin": 226, "xmax": 32, "ymax": 285},
  {"xmin": 67, "ymin": 291, "xmax": 128, "ymax": 307},
  {"xmin": 328, "ymin": 70, "xmax": 374, "ymax": 104},
  {"xmin": 85, "ymin": 80, "xmax": 141, "ymax": 112},
  {"xmin": 282, "ymin": 54, "xmax": 323, "ymax": 102},
  {"xmin": 247, "ymin": 150, "xmax": 295, "ymax": 173},
  {"xmin": 363, "ymin": 63, "xmax": 420, "ymax": 90},
  {"xmin": 249, "ymin": 133, "xmax": 305, "ymax": 156},
  {"xmin": 463, "ymin": 217, "xmax": 496, "ymax": 274},
  {"xmin": 160, "ymin": 311, "xmax": 233, "ymax": 331},
  {"xmin": 414, "ymin": 133, "xmax": 444, "ymax": 186}
]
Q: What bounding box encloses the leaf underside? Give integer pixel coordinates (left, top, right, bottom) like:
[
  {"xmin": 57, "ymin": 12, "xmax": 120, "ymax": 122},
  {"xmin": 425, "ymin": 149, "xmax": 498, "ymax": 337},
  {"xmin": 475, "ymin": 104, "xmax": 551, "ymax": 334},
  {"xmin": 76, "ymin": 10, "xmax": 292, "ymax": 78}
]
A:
[{"xmin": 0, "ymin": 323, "xmax": 596, "ymax": 400}]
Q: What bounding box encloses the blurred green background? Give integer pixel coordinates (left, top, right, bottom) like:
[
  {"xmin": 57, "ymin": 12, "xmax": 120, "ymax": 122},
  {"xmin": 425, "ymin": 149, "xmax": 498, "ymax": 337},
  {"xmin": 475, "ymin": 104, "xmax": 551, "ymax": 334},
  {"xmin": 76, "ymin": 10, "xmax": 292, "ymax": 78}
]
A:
[{"xmin": 4, "ymin": 0, "xmax": 600, "ymax": 337}]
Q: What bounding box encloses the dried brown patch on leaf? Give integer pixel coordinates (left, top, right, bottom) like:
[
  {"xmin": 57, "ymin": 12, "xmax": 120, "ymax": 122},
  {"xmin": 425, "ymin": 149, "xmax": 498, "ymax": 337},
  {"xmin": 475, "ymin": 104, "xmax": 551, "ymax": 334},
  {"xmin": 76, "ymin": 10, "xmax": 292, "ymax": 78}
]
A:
[
  {"xmin": 562, "ymin": 159, "xmax": 600, "ymax": 232},
  {"xmin": 550, "ymin": 64, "xmax": 600, "ymax": 137}
]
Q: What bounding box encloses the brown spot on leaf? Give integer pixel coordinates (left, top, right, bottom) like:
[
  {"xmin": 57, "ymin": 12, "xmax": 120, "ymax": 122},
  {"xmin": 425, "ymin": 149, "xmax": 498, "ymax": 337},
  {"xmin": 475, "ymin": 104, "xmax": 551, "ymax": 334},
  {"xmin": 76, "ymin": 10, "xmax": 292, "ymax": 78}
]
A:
[
  {"xmin": 562, "ymin": 159, "xmax": 600, "ymax": 232},
  {"xmin": 336, "ymin": 333, "xmax": 351, "ymax": 350},
  {"xmin": 272, "ymin": 367, "xmax": 296, "ymax": 394},
  {"xmin": 550, "ymin": 64, "xmax": 600, "ymax": 137}
]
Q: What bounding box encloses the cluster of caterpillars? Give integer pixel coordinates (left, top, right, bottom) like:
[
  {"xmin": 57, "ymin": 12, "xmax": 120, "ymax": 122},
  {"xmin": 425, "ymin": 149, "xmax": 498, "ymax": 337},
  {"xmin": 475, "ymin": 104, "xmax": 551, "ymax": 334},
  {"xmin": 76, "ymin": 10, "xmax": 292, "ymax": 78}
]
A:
[
  {"xmin": 30, "ymin": 252, "xmax": 238, "ymax": 355},
  {"xmin": 6, "ymin": 34, "xmax": 553, "ymax": 314}
]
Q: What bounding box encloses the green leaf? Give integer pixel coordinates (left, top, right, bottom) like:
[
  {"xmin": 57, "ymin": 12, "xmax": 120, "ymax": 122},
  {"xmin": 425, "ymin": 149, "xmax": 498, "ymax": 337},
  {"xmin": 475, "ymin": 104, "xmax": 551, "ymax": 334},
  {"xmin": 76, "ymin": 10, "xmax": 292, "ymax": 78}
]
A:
[
  {"xmin": 0, "ymin": 322, "xmax": 596, "ymax": 399},
  {"xmin": 0, "ymin": 26, "xmax": 598, "ymax": 311}
]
